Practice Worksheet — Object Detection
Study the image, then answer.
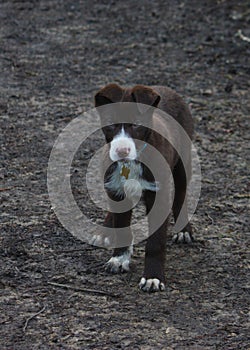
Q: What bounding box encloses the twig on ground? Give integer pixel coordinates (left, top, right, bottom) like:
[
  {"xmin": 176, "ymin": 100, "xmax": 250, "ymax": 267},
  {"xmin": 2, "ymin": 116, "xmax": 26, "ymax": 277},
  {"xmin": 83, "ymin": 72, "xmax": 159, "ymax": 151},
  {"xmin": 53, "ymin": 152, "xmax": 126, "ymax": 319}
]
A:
[
  {"xmin": 0, "ymin": 187, "xmax": 14, "ymax": 191},
  {"xmin": 206, "ymin": 213, "xmax": 214, "ymax": 224},
  {"xmin": 47, "ymin": 281, "xmax": 119, "ymax": 298},
  {"xmin": 236, "ymin": 30, "xmax": 250, "ymax": 43},
  {"xmin": 23, "ymin": 306, "xmax": 46, "ymax": 332}
]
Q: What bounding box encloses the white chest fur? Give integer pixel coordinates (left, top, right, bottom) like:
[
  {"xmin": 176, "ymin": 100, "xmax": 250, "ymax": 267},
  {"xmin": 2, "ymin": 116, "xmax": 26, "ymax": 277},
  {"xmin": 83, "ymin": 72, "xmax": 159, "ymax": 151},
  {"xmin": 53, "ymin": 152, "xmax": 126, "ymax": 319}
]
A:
[{"xmin": 104, "ymin": 161, "xmax": 159, "ymax": 199}]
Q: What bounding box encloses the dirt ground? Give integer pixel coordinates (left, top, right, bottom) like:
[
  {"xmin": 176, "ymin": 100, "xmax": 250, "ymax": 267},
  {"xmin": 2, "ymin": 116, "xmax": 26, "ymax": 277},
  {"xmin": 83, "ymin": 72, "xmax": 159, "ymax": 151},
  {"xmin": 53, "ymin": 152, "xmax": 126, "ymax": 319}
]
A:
[{"xmin": 0, "ymin": 0, "xmax": 249, "ymax": 349}]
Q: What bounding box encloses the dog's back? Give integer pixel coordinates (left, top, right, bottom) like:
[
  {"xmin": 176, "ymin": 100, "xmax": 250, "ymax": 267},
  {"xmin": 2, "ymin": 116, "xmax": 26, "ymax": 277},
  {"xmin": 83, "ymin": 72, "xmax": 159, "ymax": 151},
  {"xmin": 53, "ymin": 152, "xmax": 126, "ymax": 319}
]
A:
[{"xmin": 152, "ymin": 85, "xmax": 193, "ymax": 137}]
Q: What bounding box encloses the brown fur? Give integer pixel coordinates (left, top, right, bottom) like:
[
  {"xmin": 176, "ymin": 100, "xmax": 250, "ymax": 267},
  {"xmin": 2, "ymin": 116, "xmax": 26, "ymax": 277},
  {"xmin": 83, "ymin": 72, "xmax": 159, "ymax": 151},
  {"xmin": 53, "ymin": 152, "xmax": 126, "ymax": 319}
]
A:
[{"xmin": 95, "ymin": 84, "xmax": 194, "ymax": 291}]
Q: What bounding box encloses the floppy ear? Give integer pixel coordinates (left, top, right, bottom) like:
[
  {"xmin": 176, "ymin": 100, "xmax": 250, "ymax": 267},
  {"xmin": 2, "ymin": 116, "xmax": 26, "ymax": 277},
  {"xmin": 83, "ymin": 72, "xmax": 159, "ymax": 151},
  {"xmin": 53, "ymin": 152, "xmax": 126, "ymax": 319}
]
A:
[
  {"xmin": 95, "ymin": 83, "xmax": 124, "ymax": 107},
  {"xmin": 131, "ymin": 85, "xmax": 161, "ymax": 109}
]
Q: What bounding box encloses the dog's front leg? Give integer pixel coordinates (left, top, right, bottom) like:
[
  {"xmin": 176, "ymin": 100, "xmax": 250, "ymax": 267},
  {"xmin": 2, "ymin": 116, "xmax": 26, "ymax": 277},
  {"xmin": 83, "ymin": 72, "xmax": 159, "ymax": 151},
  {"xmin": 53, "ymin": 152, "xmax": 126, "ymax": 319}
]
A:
[
  {"xmin": 139, "ymin": 222, "xmax": 168, "ymax": 292},
  {"xmin": 106, "ymin": 206, "xmax": 133, "ymax": 273},
  {"xmin": 139, "ymin": 191, "xmax": 169, "ymax": 292}
]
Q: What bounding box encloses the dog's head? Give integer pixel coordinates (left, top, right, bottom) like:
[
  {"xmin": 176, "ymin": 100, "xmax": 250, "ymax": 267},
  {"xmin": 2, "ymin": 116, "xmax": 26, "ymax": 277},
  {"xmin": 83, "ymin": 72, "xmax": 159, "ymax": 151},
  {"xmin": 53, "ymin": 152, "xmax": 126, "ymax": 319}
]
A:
[{"xmin": 95, "ymin": 84, "xmax": 161, "ymax": 162}]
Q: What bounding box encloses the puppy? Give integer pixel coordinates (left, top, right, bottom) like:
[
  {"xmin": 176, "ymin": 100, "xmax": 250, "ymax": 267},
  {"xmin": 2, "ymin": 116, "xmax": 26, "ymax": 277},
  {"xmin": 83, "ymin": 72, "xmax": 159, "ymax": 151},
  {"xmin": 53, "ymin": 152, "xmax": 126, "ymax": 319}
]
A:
[{"xmin": 94, "ymin": 84, "xmax": 194, "ymax": 292}]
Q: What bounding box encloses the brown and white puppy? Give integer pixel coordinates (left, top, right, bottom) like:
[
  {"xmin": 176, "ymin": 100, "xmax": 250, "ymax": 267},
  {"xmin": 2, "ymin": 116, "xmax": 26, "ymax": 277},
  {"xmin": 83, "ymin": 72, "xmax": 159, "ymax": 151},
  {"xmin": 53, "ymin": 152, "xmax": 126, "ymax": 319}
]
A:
[{"xmin": 94, "ymin": 84, "xmax": 194, "ymax": 292}]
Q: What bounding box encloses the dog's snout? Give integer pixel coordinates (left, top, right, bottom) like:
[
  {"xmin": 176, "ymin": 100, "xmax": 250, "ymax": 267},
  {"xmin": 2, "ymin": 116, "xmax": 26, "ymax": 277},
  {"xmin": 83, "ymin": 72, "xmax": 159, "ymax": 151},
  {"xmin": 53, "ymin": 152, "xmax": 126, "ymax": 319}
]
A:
[
  {"xmin": 109, "ymin": 129, "xmax": 137, "ymax": 161},
  {"xmin": 116, "ymin": 147, "xmax": 131, "ymax": 158}
]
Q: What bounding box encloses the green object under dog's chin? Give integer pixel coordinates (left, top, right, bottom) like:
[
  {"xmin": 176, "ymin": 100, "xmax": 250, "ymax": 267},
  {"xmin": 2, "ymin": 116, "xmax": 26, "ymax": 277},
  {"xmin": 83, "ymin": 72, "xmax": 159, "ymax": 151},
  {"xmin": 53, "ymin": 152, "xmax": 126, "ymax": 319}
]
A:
[{"xmin": 120, "ymin": 164, "xmax": 130, "ymax": 179}]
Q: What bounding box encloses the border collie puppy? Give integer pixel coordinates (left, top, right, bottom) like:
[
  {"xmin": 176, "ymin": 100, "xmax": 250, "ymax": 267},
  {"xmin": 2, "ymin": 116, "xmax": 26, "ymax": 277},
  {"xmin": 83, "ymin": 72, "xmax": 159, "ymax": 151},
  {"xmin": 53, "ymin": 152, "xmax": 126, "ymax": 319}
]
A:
[{"xmin": 94, "ymin": 84, "xmax": 194, "ymax": 292}]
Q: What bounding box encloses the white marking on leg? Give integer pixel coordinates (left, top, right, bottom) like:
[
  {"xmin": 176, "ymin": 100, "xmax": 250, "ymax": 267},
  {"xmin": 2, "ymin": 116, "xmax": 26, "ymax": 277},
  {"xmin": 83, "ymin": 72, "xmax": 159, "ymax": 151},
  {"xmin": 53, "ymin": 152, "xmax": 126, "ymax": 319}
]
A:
[
  {"xmin": 172, "ymin": 231, "xmax": 193, "ymax": 244},
  {"xmin": 139, "ymin": 277, "xmax": 165, "ymax": 292},
  {"xmin": 106, "ymin": 246, "xmax": 133, "ymax": 273},
  {"xmin": 89, "ymin": 234, "xmax": 111, "ymax": 247},
  {"xmin": 184, "ymin": 231, "xmax": 192, "ymax": 243}
]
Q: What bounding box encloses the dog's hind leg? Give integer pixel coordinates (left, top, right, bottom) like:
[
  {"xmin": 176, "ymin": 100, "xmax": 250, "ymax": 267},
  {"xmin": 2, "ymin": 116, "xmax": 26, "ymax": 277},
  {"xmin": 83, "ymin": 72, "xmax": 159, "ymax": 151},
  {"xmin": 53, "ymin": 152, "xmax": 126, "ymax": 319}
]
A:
[
  {"xmin": 89, "ymin": 212, "xmax": 115, "ymax": 247},
  {"xmin": 172, "ymin": 158, "xmax": 194, "ymax": 243}
]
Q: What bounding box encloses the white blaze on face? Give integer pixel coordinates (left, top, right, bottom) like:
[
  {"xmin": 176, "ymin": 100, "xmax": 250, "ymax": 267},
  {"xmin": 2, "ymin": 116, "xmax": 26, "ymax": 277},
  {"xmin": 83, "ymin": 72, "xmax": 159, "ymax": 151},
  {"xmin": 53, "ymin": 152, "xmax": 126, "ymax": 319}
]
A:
[{"xmin": 109, "ymin": 127, "xmax": 137, "ymax": 161}]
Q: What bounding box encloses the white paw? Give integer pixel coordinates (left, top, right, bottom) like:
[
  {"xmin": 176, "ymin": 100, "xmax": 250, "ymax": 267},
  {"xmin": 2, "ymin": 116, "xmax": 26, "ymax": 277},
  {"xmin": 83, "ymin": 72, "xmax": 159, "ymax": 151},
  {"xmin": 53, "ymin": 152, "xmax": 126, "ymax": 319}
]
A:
[
  {"xmin": 139, "ymin": 277, "xmax": 165, "ymax": 292},
  {"xmin": 172, "ymin": 231, "xmax": 193, "ymax": 244},
  {"xmin": 106, "ymin": 250, "xmax": 132, "ymax": 273},
  {"xmin": 89, "ymin": 234, "xmax": 111, "ymax": 247}
]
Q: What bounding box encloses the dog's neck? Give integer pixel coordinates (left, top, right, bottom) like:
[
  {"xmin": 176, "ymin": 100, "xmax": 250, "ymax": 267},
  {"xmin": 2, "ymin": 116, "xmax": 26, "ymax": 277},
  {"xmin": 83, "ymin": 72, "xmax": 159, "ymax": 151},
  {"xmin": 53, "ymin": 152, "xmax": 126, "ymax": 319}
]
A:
[{"xmin": 104, "ymin": 160, "xmax": 159, "ymax": 200}]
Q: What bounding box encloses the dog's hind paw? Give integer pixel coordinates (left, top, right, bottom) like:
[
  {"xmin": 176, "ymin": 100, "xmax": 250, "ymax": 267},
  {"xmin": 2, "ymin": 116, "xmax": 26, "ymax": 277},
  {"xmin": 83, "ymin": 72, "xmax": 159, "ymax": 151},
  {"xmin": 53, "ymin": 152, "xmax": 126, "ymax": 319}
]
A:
[
  {"xmin": 172, "ymin": 231, "xmax": 193, "ymax": 244},
  {"xmin": 139, "ymin": 277, "xmax": 165, "ymax": 292}
]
